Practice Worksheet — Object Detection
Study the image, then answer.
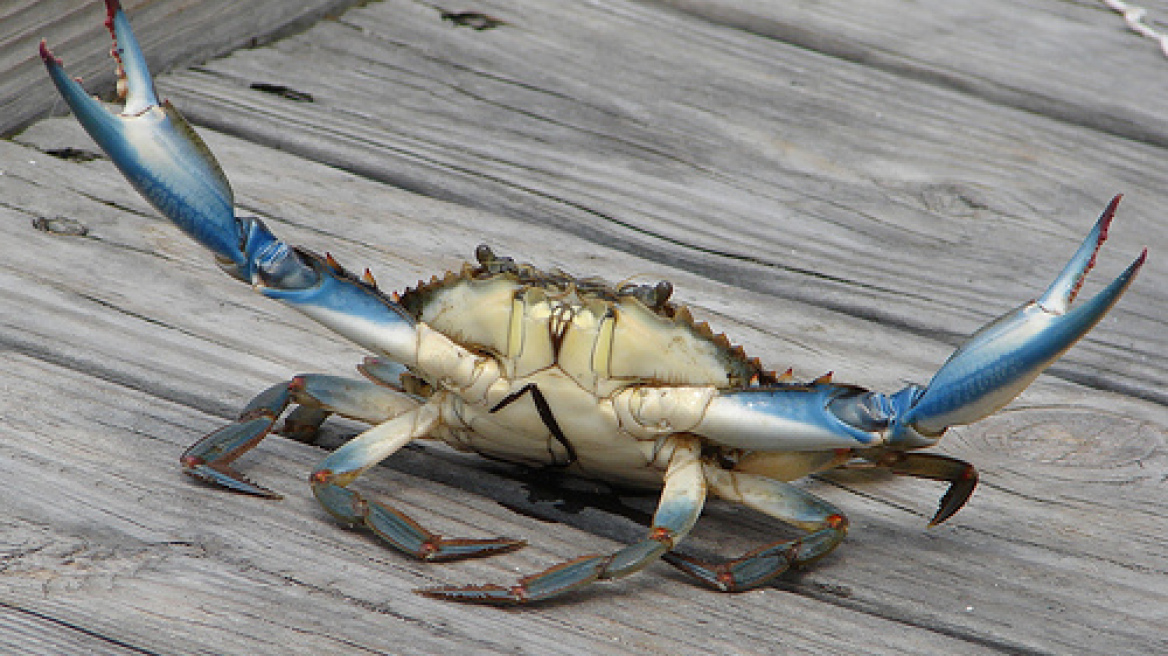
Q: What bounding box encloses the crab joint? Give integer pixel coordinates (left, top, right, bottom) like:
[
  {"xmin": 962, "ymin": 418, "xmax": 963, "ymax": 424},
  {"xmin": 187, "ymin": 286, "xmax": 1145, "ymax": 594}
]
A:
[
  {"xmin": 414, "ymin": 324, "xmax": 503, "ymax": 402},
  {"xmin": 611, "ymin": 386, "xmax": 715, "ymax": 439}
]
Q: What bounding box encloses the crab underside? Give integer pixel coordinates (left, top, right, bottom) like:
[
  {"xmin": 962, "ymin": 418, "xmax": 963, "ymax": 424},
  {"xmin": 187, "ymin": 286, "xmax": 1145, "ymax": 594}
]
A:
[{"xmin": 39, "ymin": 0, "xmax": 1145, "ymax": 604}]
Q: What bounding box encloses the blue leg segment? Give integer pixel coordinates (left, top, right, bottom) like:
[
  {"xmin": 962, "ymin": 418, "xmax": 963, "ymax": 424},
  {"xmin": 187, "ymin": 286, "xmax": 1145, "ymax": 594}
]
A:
[
  {"xmin": 181, "ymin": 382, "xmax": 291, "ymax": 498},
  {"xmin": 309, "ymin": 406, "xmax": 527, "ymax": 562},
  {"xmin": 181, "ymin": 374, "xmax": 418, "ymax": 498},
  {"xmin": 417, "ymin": 437, "xmax": 708, "ymax": 604},
  {"xmin": 662, "ymin": 468, "xmax": 848, "ymax": 592}
]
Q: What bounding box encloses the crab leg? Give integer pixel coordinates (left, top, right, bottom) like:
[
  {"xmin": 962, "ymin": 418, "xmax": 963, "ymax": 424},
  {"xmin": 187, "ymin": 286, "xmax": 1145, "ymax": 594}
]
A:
[
  {"xmin": 870, "ymin": 451, "xmax": 978, "ymax": 526},
  {"xmin": 663, "ymin": 467, "xmax": 848, "ymax": 592},
  {"xmin": 418, "ymin": 436, "xmax": 707, "ymax": 604},
  {"xmin": 309, "ymin": 402, "xmax": 526, "ymax": 561},
  {"xmin": 41, "ymin": 0, "xmax": 420, "ymax": 367},
  {"xmin": 182, "ymin": 374, "xmax": 420, "ymax": 497}
]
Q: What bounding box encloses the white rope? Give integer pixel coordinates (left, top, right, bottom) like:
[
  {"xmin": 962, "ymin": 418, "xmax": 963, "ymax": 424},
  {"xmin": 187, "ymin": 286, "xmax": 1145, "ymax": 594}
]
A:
[{"xmin": 1100, "ymin": 0, "xmax": 1168, "ymax": 57}]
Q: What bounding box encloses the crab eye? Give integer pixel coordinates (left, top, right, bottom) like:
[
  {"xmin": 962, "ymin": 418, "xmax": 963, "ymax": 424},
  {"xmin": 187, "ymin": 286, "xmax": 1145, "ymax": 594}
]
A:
[
  {"xmin": 652, "ymin": 281, "xmax": 673, "ymax": 307},
  {"xmin": 617, "ymin": 280, "xmax": 674, "ymax": 310},
  {"xmin": 474, "ymin": 244, "xmax": 494, "ymax": 266}
]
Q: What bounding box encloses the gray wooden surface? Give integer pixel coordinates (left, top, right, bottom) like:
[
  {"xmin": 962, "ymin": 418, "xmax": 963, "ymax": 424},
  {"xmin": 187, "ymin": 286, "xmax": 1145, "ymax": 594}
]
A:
[
  {"xmin": 3, "ymin": 0, "xmax": 1166, "ymax": 654},
  {"xmin": 0, "ymin": 0, "xmax": 362, "ymax": 137}
]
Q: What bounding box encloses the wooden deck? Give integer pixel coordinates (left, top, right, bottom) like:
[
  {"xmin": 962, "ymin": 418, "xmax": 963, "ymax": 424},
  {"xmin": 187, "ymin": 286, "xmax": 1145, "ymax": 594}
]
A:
[{"xmin": 3, "ymin": 1, "xmax": 1166, "ymax": 653}]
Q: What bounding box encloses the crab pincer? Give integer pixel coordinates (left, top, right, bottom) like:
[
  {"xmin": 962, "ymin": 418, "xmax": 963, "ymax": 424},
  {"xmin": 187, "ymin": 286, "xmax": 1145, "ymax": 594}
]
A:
[
  {"xmin": 896, "ymin": 195, "xmax": 1146, "ymax": 439},
  {"xmin": 41, "ymin": 0, "xmax": 420, "ymax": 363},
  {"xmin": 41, "ymin": 0, "xmax": 241, "ymax": 268}
]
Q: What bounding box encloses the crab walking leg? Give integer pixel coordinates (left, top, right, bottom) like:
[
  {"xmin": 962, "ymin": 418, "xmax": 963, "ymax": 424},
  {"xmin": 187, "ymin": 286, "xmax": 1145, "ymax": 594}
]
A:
[
  {"xmin": 419, "ymin": 436, "xmax": 708, "ymax": 604},
  {"xmin": 871, "ymin": 451, "xmax": 978, "ymax": 526},
  {"xmin": 182, "ymin": 375, "xmax": 421, "ymax": 498},
  {"xmin": 663, "ymin": 467, "xmax": 848, "ymax": 592},
  {"xmin": 310, "ymin": 402, "xmax": 526, "ymax": 561}
]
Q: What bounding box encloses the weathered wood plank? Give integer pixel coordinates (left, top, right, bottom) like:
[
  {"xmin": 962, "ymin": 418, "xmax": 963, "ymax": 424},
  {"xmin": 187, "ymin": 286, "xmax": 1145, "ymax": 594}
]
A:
[
  {"xmin": 0, "ymin": 0, "xmax": 362, "ymax": 137},
  {"xmin": 6, "ymin": 118, "xmax": 1166, "ymax": 653},
  {"xmin": 3, "ymin": 0, "xmax": 1167, "ymax": 654},
  {"xmin": 658, "ymin": 0, "xmax": 1168, "ymax": 147}
]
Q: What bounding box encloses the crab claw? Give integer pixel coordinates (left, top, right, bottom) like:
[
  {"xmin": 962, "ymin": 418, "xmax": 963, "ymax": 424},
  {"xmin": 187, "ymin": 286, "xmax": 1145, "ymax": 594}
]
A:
[
  {"xmin": 40, "ymin": 0, "xmax": 243, "ymax": 270},
  {"xmin": 896, "ymin": 196, "xmax": 1146, "ymax": 439},
  {"xmin": 42, "ymin": 1, "xmax": 420, "ymax": 367}
]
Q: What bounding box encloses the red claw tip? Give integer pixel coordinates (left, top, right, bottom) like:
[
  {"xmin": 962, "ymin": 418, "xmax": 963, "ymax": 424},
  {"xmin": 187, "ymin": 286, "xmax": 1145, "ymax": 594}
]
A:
[
  {"xmin": 1135, "ymin": 247, "xmax": 1149, "ymax": 271},
  {"xmin": 1098, "ymin": 194, "xmax": 1122, "ymax": 244},
  {"xmin": 39, "ymin": 40, "xmax": 61, "ymax": 65}
]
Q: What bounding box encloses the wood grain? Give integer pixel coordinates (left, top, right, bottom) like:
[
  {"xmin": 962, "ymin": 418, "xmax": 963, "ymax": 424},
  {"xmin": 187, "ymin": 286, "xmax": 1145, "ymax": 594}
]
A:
[
  {"xmin": 0, "ymin": 0, "xmax": 362, "ymax": 136},
  {"xmin": 3, "ymin": 0, "xmax": 1166, "ymax": 654}
]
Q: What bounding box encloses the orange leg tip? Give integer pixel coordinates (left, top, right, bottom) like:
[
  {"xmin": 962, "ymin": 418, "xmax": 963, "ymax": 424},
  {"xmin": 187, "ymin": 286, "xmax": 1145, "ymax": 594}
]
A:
[
  {"xmin": 650, "ymin": 526, "xmax": 675, "ymax": 541},
  {"xmin": 716, "ymin": 571, "xmax": 736, "ymax": 588},
  {"xmin": 418, "ymin": 541, "xmax": 440, "ymax": 559}
]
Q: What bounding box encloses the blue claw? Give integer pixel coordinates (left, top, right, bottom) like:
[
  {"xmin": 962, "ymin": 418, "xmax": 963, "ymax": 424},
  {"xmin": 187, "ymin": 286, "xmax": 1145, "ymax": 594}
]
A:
[
  {"xmin": 654, "ymin": 199, "xmax": 1142, "ymax": 459},
  {"xmin": 43, "ymin": 1, "xmax": 420, "ymax": 365},
  {"xmin": 40, "ymin": 0, "xmax": 242, "ymax": 269},
  {"xmin": 898, "ymin": 196, "xmax": 1145, "ymax": 438}
]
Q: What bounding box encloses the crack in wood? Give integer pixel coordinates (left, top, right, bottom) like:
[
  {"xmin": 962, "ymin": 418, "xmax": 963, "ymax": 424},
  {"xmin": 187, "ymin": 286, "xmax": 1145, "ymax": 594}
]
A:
[{"xmin": 0, "ymin": 601, "xmax": 162, "ymax": 656}]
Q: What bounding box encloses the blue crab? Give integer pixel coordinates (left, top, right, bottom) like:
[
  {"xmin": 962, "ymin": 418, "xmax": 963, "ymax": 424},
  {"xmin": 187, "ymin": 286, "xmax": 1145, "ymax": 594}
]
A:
[{"xmin": 41, "ymin": 0, "xmax": 1145, "ymax": 605}]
